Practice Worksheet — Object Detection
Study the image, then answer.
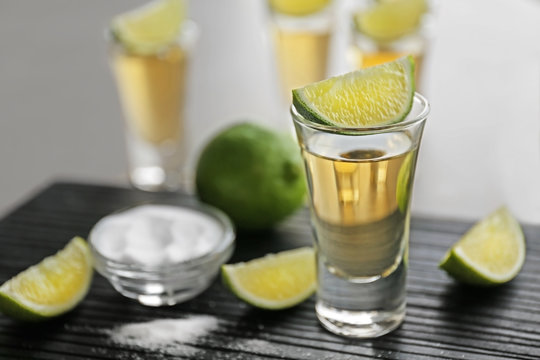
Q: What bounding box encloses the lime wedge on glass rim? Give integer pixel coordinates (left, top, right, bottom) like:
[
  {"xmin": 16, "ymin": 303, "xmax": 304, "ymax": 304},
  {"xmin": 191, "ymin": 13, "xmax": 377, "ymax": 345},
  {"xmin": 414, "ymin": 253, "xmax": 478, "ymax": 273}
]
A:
[
  {"xmin": 292, "ymin": 56, "xmax": 415, "ymax": 128},
  {"xmin": 111, "ymin": 0, "xmax": 186, "ymax": 55},
  {"xmin": 439, "ymin": 207, "xmax": 526, "ymax": 286},
  {"xmin": 222, "ymin": 247, "xmax": 316, "ymax": 310},
  {"xmin": 0, "ymin": 237, "xmax": 93, "ymax": 321}
]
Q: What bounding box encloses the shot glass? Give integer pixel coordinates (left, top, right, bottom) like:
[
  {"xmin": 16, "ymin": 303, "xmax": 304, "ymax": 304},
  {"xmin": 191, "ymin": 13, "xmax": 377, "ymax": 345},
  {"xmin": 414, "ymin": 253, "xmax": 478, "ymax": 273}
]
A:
[
  {"xmin": 348, "ymin": 0, "xmax": 432, "ymax": 87},
  {"xmin": 292, "ymin": 93, "xmax": 429, "ymax": 338},
  {"xmin": 109, "ymin": 21, "xmax": 197, "ymax": 192},
  {"xmin": 267, "ymin": 1, "xmax": 335, "ymax": 101}
]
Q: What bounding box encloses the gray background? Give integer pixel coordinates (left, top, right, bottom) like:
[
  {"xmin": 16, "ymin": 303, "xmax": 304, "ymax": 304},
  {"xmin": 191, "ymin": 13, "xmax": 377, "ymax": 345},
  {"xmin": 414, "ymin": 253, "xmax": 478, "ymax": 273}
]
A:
[{"xmin": 1, "ymin": 0, "xmax": 539, "ymax": 223}]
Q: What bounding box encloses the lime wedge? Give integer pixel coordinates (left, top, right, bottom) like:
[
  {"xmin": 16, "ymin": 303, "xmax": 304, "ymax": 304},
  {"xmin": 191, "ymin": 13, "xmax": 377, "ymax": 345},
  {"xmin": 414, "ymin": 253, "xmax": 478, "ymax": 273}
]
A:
[
  {"xmin": 269, "ymin": 0, "xmax": 331, "ymax": 16},
  {"xmin": 355, "ymin": 0, "xmax": 428, "ymax": 42},
  {"xmin": 292, "ymin": 56, "xmax": 415, "ymax": 128},
  {"xmin": 396, "ymin": 151, "xmax": 415, "ymax": 213},
  {"xmin": 0, "ymin": 237, "xmax": 94, "ymax": 321},
  {"xmin": 439, "ymin": 207, "xmax": 526, "ymax": 286},
  {"xmin": 111, "ymin": 0, "xmax": 186, "ymax": 55},
  {"xmin": 222, "ymin": 247, "xmax": 316, "ymax": 310}
]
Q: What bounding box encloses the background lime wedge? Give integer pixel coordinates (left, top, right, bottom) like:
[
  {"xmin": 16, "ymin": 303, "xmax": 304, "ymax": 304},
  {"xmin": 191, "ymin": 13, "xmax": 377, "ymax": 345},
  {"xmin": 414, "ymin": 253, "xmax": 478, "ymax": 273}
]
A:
[
  {"xmin": 222, "ymin": 247, "xmax": 315, "ymax": 310},
  {"xmin": 439, "ymin": 207, "xmax": 526, "ymax": 286},
  {"xmin": 269, "ymin": 0, "xmax": 331, "ymax": 16},
  {"xmin": 292, "ymin": 56, "xmax": 415, "ymax": 128},
  {"xmin": 0, "ymin": 237, "xmax": 93, "ymax": 321},
  {"xmin": 355, "ymin": 0, "xmax": 428, "ymax": 42},
  {"xmin": 111, "ymin": 0, "xmax": 186, "ymax": 55}
]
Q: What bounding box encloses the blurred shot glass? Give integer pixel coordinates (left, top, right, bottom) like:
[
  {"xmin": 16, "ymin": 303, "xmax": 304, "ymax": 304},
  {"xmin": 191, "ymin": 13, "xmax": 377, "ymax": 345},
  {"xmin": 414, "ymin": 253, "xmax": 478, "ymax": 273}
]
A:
[
  {"xmin": 267, "ymin": 0, "xmax": 335, "ymax": 101},
  {"xmin": 109, "ymin": 20, "xmax": 197, "ymax": 192},
  {"xmin": 348, "ymin": 0, "xmax": 432, "ymax": 87}
]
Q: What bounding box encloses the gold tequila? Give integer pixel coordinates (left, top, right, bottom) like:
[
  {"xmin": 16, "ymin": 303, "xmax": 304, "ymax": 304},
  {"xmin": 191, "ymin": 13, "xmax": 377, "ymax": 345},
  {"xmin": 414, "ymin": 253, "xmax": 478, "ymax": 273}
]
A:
[
  {"xmin": 349, "ymin": 38, "xmax": 425, "ymax": 86},
  {"xmin": 303, "ymin": 136, "xmax": 416, "ymax": 279},
  {"xmin": 112, "ymin": 44, "xmax": 187, "ymax": 145},
  {"xmin": 274, "ymin": 29, "xmax": 330, "ymax": 98}
]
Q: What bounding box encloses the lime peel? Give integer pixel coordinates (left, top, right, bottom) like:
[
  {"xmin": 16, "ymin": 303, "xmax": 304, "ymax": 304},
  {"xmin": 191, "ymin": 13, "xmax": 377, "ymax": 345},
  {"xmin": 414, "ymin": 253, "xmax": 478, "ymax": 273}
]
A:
[
  {"xmin": 0, "ymin": 237, "xmax": 94, "ymax": 321},
  {"xmin": 222, "ymin": 247, "xmax": 316, "ymax": 310},
  {"xmin": 195, "ymin": 123, "xmax": 306, "ymax": 230},
  {"xmin": 292, "ymin": 56, "xmax": 415, "ymax": 128},
  {"xmin": 439, "ymin": 207, "xmax": 526, "ymax": 286}
]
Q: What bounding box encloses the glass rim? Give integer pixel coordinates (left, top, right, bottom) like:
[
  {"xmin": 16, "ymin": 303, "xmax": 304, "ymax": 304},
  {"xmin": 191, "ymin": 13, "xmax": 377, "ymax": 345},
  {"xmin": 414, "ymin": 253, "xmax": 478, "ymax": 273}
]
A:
[{"xmin": 291, "ymin": 92, "xmax": 429, "ymax": 134}]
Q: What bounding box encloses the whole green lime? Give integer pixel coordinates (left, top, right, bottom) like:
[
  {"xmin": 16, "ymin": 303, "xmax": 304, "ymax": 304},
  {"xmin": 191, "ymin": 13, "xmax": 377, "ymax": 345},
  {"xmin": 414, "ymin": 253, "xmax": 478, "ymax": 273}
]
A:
[{"xmin": 195, "ymin": 123, "xmax": 306, "ymax": 230}]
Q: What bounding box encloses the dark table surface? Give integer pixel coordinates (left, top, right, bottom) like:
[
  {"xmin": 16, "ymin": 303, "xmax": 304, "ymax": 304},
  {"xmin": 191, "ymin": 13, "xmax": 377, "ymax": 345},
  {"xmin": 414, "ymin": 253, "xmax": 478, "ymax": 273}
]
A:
[{"xmin": 0, "ymin": 182, "xmax": 538, "ymax": 359}]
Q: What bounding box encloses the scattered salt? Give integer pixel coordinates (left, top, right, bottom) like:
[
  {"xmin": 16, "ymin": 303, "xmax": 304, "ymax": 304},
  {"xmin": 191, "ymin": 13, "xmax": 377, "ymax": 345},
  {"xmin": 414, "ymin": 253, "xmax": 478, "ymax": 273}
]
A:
[
  {"xmin": 109, "ymin": 315, "xmax": 219, "ymax": 355},
  {"xmin": 91, "ymin": 204, "xmax": 222, "ymax": 266},
  {"xmin": 233, "ymin": 338, "xmax": 283, "ymax": 355},
  {"xmin": 107, "ymin": 316, "xmax": 302, "ymax": 358}
]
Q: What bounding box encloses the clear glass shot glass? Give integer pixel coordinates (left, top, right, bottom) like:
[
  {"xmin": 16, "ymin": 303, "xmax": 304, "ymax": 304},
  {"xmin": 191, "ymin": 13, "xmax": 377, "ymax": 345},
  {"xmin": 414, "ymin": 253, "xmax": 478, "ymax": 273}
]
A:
[
  {"xmin": 108, "ymin": 21, "xmax": 198, "ymax": 192},
  {"xmin": 348, "ymin": 0, "xmax": 433, "ymax": 88},
  {"xmin": 292, "ymin": 94, "xmax": 429, "ymax": 338},
  {"xmin": 267, "ymin": 1, "xmax": 335, "ymax": 102}
]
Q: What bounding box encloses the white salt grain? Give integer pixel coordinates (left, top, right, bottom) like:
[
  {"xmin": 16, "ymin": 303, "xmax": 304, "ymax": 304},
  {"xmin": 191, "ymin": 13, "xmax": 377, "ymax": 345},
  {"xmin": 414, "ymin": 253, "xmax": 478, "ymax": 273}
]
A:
[
  {"xmin": 91, "ymin": 204, "xmax": 222, "ymax": 266},
  {"xmin": 109, "ymin": 315, "xmax": 219, "ymax": 354},
  {"xmin": 233, "ymin": 338, "xmax": 285, "ymax": 357}
]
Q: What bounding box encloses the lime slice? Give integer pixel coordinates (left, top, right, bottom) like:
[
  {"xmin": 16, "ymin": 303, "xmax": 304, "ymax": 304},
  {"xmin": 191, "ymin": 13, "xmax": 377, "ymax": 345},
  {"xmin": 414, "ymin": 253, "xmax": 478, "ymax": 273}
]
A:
[
  {"xmin": 222, "ymin": 247, "xmax": 316, "ymax": 310},
  {"xmin": 111, "ymin": 0, "xmax": 186, "ymax": 55},
  {"xmin": 439, "ymin": 207, "xmax": 526, "ymax": 286},
  {"xmin": 396, "ymin": 151, "xmax": 415, "ymax": 213},
  {"xmin": 292, "ymin": 56, "xmax": 415, "ymax": 128},
  {"xmin": 355, "ymin": 0, "xmax": 428, "ymax": 42},
  {"xmin": 0, "ymin": 237, "xmax": 93, "ymax": 321},
  {"xmin": 269, "ymin": 0, "xmax": 331, "ymax": 16}
]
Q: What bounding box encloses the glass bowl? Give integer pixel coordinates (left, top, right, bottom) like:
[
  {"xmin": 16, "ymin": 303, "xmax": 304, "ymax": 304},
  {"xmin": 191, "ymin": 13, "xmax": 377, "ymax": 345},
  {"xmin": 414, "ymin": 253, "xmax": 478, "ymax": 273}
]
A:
[{"xmin": 89, "ymin": 202, "xmax": 235, "ymax": 306}]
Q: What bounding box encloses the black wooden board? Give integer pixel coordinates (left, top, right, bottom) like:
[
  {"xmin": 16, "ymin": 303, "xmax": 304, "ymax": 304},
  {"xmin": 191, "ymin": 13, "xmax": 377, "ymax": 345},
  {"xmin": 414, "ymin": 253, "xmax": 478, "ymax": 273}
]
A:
[{"xmin": 0, "ymin": 182, "xmax": 538, "ymax": 359}]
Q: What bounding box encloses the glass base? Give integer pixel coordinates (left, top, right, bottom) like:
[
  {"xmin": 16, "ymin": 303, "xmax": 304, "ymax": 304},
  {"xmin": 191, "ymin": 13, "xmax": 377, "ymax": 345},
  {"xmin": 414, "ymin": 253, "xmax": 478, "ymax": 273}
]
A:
[
  {"xmin": 130, "ymin": 166, "xmax": 193, "ymax": 193},
  {"xmin": 111, "ymin": 280, "xmax": 211, "ymax": 307},
  {"xmin": 316, "ymin": 301, "xmax": 405, "ymax": 338},
  {"xmin": 315, "ymin": 248, "xmax": 407, "ymax": 339},
  {"xmin": 131, "ymin": 166, "xmax": 172, "ymax": 191},
  {"xmin": 126, "ymin": 131, "xmax": 189, "ymax": 192}
]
